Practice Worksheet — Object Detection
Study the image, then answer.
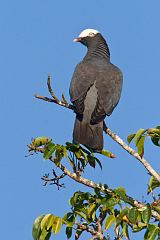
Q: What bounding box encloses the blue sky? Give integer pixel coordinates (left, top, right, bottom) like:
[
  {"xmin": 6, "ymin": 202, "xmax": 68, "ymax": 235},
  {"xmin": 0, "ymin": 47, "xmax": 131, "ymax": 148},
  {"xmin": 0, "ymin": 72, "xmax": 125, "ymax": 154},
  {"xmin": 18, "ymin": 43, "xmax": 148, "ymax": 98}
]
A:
[{"xmin": 1, "ymin": 0, "xmax": 160, "ymax": 239}]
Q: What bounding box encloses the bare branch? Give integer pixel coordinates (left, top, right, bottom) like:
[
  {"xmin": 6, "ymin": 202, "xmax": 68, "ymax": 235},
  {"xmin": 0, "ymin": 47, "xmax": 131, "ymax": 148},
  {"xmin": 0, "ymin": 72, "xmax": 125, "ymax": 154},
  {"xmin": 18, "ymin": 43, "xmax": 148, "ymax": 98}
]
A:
[
  {"xmin": 62, "ymin": 93, "xmax": 68, "ymax": 104},
  {"xmin": 96, "ymin": 210, "xmax": 107, "ymax": 237},
  {"xmin": 103, "ymin": 122, "xmax": 160, "ymax": 183},
  {"xmin": 47, "ymin": 75, "xmax": 59, "ymax": 102},
  {"xmin": 41, "ymin": 169, "xmax": 66, "ymax": 189},
  {"xmin": 34, "ymin": 94, "xmax": 74, "ymax": 110},
  {"xmin": 35, "ymin": 75, "xmax": 73, "ymax": 109}
]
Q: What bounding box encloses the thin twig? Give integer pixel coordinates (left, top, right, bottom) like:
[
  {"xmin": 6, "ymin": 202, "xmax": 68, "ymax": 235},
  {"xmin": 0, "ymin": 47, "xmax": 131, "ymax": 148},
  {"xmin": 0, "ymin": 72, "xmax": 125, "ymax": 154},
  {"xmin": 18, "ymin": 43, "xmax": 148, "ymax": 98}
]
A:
[
  {"xmin": 47, "ymin": 75, "xmax": 59, "ymax": 102},
  {"xmin": 96, "ymin": 210, "xmax": 107, "ymax": 237},
  {"xmin": 34, "ymin": 75, "xmax": 73, "ymax": 109},
  {"xmin": 62, "ymin": 93, "xmax": 68, "ymax": 104},
  {"xmin": 34, "ymin": 94, "xmax": 74, "ymax": 109},
  {"xmin": 41, "ymin": 170, "xmax": 66, "ymax": 189}
]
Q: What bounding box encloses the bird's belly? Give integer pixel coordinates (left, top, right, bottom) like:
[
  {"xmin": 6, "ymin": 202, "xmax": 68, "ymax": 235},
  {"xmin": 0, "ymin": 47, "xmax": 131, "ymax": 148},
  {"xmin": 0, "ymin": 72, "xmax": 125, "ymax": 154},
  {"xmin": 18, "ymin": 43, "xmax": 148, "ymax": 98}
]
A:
[{"xmin": 83, "ymin": 82, "xmax": 97, "ymax": 122}]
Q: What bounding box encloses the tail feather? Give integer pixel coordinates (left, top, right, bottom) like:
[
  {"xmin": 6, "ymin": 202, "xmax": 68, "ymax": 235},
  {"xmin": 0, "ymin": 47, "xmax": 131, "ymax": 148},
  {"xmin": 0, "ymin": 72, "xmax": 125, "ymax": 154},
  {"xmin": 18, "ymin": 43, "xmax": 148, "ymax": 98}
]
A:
[{"xmin": 73, "ymin": 118, "xmax": 103, "ymax": 151}]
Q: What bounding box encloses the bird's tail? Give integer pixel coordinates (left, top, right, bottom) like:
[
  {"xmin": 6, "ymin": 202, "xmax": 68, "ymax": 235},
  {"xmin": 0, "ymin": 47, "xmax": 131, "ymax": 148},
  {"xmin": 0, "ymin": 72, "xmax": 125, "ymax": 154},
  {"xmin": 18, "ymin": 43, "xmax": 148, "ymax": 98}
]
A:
[{"xmin": 73, "ymin": 118, "xmax": 103, "ymax": 151}]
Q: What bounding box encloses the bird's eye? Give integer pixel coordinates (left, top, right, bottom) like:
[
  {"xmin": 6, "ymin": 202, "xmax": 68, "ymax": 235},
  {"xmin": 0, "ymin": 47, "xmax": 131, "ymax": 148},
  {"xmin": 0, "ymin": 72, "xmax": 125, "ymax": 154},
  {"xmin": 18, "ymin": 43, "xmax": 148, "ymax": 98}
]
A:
[{"xmin": 89, "ymin": 32, "xmax": 95, "ymax": 37}]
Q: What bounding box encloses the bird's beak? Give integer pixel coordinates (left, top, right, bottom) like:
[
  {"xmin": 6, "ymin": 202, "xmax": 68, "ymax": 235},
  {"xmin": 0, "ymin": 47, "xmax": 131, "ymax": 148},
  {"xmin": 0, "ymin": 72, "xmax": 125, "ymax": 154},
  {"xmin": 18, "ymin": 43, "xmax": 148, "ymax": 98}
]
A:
[{"xmin": 73, "ymin": 37, "xmax": 82, "ymax": 42}]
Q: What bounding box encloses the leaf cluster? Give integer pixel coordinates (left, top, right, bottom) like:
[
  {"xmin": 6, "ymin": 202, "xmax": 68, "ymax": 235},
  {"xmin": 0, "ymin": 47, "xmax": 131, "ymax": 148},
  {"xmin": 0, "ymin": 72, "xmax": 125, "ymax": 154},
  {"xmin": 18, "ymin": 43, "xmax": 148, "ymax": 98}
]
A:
[
  {"xmin": 29, "ymin": 137, "xmax": 114, "ymax": 173},
  {"xmin": 32, "ymin": 188, "xmax": 160, "ymax": 239},
  {"xmin": 127, "ymin": 126, "xmax": 160, "ymax": 157}
]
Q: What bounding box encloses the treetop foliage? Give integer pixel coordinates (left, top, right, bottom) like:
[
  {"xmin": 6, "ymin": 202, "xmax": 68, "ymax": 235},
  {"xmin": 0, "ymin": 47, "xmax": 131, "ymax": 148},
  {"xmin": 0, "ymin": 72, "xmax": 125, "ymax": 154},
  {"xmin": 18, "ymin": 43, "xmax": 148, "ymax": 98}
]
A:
[{"xmin": 28, "ymin": 125, "xmax": 160, "ymax": 240}]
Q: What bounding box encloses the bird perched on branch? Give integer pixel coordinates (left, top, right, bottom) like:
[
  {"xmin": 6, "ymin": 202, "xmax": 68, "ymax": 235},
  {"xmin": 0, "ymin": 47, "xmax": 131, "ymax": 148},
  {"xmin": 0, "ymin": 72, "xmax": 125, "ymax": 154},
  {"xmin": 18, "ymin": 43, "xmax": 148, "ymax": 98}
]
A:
[{"xmin": 70, "ymin": 29, "xmax": 123, "ymax": 151}]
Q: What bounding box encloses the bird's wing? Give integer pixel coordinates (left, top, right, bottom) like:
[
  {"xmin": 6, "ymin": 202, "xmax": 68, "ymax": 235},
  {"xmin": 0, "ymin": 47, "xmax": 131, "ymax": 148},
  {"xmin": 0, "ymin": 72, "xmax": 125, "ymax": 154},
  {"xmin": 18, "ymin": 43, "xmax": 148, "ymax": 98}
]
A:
[
  {"xmin": 69, "ymin": 62, "xmax": 96, "ymax": 115},
  {"xmin": 91, "ymin": 64, "xmax": 123, "ymax": 123}
]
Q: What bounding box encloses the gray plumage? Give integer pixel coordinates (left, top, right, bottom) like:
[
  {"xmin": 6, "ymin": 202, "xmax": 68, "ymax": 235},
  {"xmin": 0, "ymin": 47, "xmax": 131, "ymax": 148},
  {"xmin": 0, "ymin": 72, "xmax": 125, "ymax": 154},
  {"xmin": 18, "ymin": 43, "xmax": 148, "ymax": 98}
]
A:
[{"xmin": 70, "ymin": 29, "xmax": 123, "ymax": 151}]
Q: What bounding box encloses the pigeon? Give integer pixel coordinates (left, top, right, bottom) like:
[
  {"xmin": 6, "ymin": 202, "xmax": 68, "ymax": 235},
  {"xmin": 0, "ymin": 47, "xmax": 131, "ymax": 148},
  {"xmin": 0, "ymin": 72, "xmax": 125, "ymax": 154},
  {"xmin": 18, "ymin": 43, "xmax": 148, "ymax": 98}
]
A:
[{"xmin": 69, "ymin": 29, "xmax": 123, "ymax": 151}]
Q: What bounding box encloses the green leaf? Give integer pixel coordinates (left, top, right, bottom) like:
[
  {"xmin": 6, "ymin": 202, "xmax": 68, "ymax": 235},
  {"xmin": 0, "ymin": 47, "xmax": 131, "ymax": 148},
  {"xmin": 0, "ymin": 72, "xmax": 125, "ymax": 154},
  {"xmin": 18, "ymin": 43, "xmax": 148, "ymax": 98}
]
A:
[
  {"xmin": 101, "ymin": 149, "xmax": 115, "ymax": 158},
  {"xmin": 66, "ymin": 227, "xmax": 72, "ymax": 239},
  {"xmin": 117, "ymin": 208, "xmax": 128, "ymax": 221},
  {"xmin": 39, "ymin": 214, "xmax": 62, "ymax": 236},
  {"xmin": 142, "ymin": 204, "xmax": 151, "ymax": 224},
  {"xmin": 51, "ymin": 216, "xmax": 62, "ymax": 234},
  {"xmin": 80, "ymin": 149, "xmax": 88, "ymax": 160},
  {"xmin": 158, "ymin": 222, "xmax": 160, "ymax": 239},
  {"xmin": 87, "ymin": 155, "xmax": 96, "ymax": 168},
  {"xmin": 134, "ymin": 128, "xmax": 146, "ymax": 145},
  {"xmin": 78, "ymin": 157, "xmax": 86, "ymax": 169},
  {"xmin": 105, "ymin": 215, "xmax": 116, "ymax": 230},
  {"xmin": 147, "ymin": 127, "xmax": 160, "ymax": 136},
  {"xmin": 104, "ymin": 184, "xmax": 108, "ymax": 189},
  {"xmin": 46, "ymin": 215, "xmax": 57, "ymax": 231},
  {"xmin": 40, "ymin": 214, "xmax": 53, "ymax": 230},
  {"xmin": 136, "ymin": 136, "xmax": 145, "ymax": 157},
  {"xmin": 32, "ymin": 215, "xmax": 44, "ymax": 240},
  {"xmin": 122, "ymin": 222, "xmax": 129, "ymax": 239},
  {"xmin": 144, "ymin": 224, "xmax": 158, "ymax": 240},
  {"xmin": 103, "ymin": 197, "xmax": 119, "ymax": 210},
  {"xmin": 86, "ymin": 203, "xmax": 97, "ymax": 221},
  {"xmin": 148, "ymin": 126, "xmax": 160, "ymax": 146},
  {"xmin": 55, "ymin": 145, "xmax": 67, "ymax": 165},
  {"xmin": 127, "ymin": 134, "xmax": 136, "ymax": 144},
  {"xmin": 43, "ymin": 142, "xmax": 56, "ymax": 159},
  {"xmin": 148, "ymin": 176, "xmax": 160, "ymax": 194},
  {"xmin": 63, "ymin": 213, "xmax": 75, "ymax": 227},
  {"xmin": 128, "ymin": 208, "xmax": 138, "ymax": 224},
  {"xmin": 150, "ymin": 127, "xmax": 160, "ymax": 147},
  {"xmin": 132, "ymin": 223, "xmax": 147, "ymax": 232},
  {"xmin": 114, "ymin": 187, "xmax": 126, "ymax": 200},
  {"xmin": 151, "ymin": 136, "xmax": 160, "ymax": 147},
  {"xmin": 75, "ymin": 211, "xmax": 86, "ymax": 221},
  {"xmin": 94, "ymin": 157, "xmax": 102, "ymax": 170},
  {"xmin": 75, "ymin": 150, "xmax": 83, "ymax": 159},
  {"xmin": 69, "ymin": 192, "xmax": 82, "ymax": 206},
  {"xmin": 39, "ymin": 228, "xmax": 51, "ymax": 240},
  {"xmin": 66, "ymin": 142, "xmax": 80, "ymax": 152},
  {"xmin": 32, "ymin": 137, "xmax": 51, "ymax": 147}
]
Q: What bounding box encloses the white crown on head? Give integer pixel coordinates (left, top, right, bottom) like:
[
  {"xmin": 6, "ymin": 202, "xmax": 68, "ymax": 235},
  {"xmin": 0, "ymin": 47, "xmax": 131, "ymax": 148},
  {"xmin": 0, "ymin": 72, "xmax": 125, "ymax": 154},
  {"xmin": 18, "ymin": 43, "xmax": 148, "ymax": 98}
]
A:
[{"xmin": 78, "ymin": 29, "xmax": 99, "ymax": 38}]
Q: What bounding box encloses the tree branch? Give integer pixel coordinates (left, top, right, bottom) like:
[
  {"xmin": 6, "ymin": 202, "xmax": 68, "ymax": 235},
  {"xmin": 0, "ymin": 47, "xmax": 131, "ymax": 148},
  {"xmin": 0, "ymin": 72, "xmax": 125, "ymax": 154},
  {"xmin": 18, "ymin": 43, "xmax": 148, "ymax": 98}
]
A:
[
  {"xmin": 34, "ymin": 75, "xmax": 160, "ymax": 184},
  {"xmin": 103, "ymin": 123, "xmax": 160, "ymax": 183},
  {"xmin": 28, "ymin": 145, "xmax": 160, "ymax": 221},
  {"xmin": 50, "ymin": 157, "xmax": 160, "ymax": 221},
  {"xmin": 76, "ymin": 223, "xmax": 106, "ymax": 240},
  {"xmin": 96, "ymin": 210, "xmax": 107, "ymax": 238},
  {"xmin": 35, "ymin": 75, "xmax": 73, "ymax": 110},
  {"xmin": 41, "ymin": 169, "xmax": 66, "ymax": 189}
]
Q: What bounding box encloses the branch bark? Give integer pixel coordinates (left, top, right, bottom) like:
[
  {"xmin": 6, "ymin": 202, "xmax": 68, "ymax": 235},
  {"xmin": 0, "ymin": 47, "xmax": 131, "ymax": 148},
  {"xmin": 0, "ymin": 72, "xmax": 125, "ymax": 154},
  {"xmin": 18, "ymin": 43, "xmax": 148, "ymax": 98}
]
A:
[{"xmin": 77, "ymin": 223, "xmax": 106, "ymax": 240}]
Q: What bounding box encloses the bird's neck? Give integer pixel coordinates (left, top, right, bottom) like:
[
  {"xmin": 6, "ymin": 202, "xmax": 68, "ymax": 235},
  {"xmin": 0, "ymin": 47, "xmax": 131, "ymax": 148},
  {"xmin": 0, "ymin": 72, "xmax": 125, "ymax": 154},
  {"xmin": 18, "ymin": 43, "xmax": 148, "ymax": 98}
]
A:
[{"xmin": 84, "ymin": 39, "xmax": 110, "ymax": 61}]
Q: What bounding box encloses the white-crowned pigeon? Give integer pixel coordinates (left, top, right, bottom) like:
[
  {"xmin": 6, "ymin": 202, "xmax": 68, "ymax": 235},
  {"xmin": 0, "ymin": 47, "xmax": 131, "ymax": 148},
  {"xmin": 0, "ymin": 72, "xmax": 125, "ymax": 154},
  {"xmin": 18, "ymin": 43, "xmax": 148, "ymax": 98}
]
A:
[{"xmin": 70, "ymin": 29, "xmax": 123, "ymax": 151}]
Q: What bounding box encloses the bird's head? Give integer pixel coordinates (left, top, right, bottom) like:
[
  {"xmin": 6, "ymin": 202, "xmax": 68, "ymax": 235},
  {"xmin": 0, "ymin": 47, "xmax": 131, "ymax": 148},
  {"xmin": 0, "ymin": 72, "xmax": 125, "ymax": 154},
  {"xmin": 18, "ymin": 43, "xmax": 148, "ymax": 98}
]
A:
[{"xmin": 73, "ymin": 29, "xmax": 102, "ymax": 47}]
